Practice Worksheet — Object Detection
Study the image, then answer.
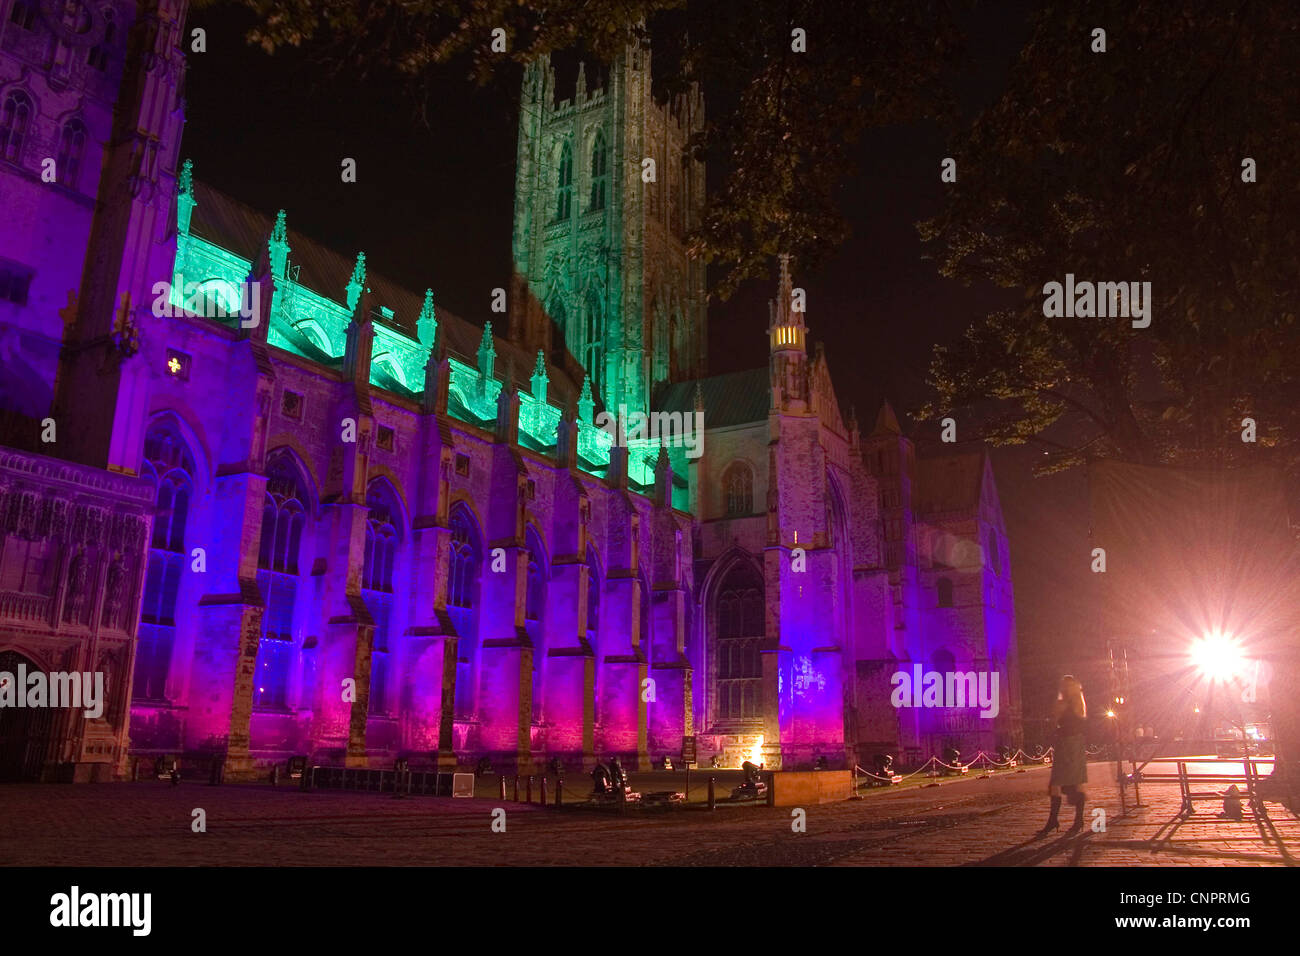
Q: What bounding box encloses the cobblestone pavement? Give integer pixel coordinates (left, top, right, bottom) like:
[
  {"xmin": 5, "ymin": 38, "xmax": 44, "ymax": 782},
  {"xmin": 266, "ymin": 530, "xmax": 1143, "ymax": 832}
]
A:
[{"xmin": 0, "ymin": 763, "xmax": 1295, "ymax": 866}]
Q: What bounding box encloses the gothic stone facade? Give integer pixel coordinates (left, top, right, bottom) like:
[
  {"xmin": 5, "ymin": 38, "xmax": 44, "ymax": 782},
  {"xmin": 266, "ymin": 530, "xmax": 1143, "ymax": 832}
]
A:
[{"xmin": 0, "ymin": 0, "xmax": 1021, "ymax": 781}]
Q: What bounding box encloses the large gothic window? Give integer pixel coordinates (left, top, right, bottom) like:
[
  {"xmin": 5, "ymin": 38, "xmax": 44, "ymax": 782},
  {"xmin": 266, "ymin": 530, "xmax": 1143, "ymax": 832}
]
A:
[
  {"xmin": 363, "ymin": 479, "xmax": 401, "ymax": 715},
  {"xmin": 588, "ymin": 131, "xmax": 608, "ymax": 211},
  {"xmin": 448, "ymin": 504, "xmax": 482, "ymax": 717},
  {"xmin": 548, "ymin": 296, "xmax": 568, "ymax": 364},
  {"xmin": 722, "ymin": 461, "xmax": 754, "ymax": 517},
  {"xmin": 555, "ymin": 141, "xmax": 573, "ymax": 222},
  {"xmin": 134, "ymin": 420, "xmax": 196, "ymax": 701},
  {"xmin": 0, "ymin": 91, "xmax": 32, "ymax": 164},
  {"xmin": 254, "ymin": 451, "xmax": 309, "ymax": 710},
  {"xmin": 56, "ymin": 118, "xmax": 86, "ymax": 190},
  {"xmin": 524, "ymin": 526, "xmax": 546, "ymax": 624},
  {"xmin": 584, "ymin": 290, "xmax": 603, "ymax": 396},
  {"xmin": 714, "ymin": 563, "xmax": 764, "ymax": 722},
  {"xmin": 585, "ymin": 552, "xmax": 600, "ymax": 643}
]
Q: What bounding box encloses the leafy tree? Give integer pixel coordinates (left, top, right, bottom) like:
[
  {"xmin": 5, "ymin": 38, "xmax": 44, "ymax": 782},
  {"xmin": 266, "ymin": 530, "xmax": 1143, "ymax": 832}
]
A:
[
  {"xmin": 199, "ymin": 0, "xmax": 964, "ymax": 296},
  {"xmin": 918, "ymin": 1, "xmax": 1300, "ymax": 478}
]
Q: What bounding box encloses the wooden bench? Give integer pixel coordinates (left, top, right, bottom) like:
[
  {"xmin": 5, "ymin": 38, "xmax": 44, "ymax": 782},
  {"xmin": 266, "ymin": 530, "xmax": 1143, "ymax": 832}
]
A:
[{"xmin": 1130, "ymin": 757, "xmax": 1273, "ymax": 819}]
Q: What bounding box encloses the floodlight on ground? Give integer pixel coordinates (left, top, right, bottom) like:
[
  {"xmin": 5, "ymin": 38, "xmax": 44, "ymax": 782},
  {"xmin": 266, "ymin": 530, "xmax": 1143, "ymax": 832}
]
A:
[{"xmin": 1188, "ymin": 630, "xmax": 1246, "ymax": 682}]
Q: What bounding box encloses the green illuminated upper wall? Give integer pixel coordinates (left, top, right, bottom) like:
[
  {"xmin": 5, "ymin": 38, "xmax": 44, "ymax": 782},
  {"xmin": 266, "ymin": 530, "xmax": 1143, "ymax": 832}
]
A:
[{"xmin": 170, "ymin": 161, "xmax": 683, "ymax": 505}]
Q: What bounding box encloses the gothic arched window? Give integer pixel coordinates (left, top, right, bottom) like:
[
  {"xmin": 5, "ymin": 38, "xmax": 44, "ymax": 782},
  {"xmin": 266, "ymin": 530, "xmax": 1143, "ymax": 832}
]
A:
[
  {"xmin": 936, "ymin": 576, "xmax": 954, "ymax": 608},
  {"xmin": 254, "ymin": 451, "xmax": 310, "ymax": 710},
  {"xmin": 585, "ymin": 552, "xmax": 601, "ymax": 640},
  {"xmin": 524, "ymin": 526, "xmax": 546, "ymax": 623},
  {"xmin": 133, "ymin": 419, "xmax": 197, "ymax": 700},
  {"xmin": 448, "ymin": 504, "xmax": 481, "ymax": 610},
  {"xmin": 584, "ymin": 290, "xmax": 603, "ymax": 396},
  {"xmin": 448, "ymin": 503, "xmax": 482, "ymax": 717},
  {"xmin": 1, "ymin": 91, "xmax": 32, "ymax": 164},
  {"xmin": 56, "ymin": 118, "xmax": 86, "ymax": 190},
  {"xmin": 714, "ymin": 562, "xmax": 763, "ymax": 722},
  {"xmin": 363, "ymin": 478, "xmax": 401, "ymax": 714},
  {"xmin": 555, "ymin": 141, "xmax": 573, "ymax": 221},
  {"xmin": 722, "ymin": 461, "xmax": 753, "ymax": 517},
  {"xmin": 588, "ymin": 131, "xmax": 608, "ymax": 211},
  {"xmin": 548, "ymin": 296, "xmax": 568, "ymax": 364}
]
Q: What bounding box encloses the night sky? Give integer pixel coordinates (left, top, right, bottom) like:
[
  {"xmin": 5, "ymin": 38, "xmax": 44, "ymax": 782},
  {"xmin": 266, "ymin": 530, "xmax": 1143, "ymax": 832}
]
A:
[{"xmin": 183, "ymin": 1, "xmax": 1093, "ymax": 731}]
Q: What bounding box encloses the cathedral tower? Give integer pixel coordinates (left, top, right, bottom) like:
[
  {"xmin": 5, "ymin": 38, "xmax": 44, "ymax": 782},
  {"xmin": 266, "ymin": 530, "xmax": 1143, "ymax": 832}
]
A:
[{"xmin": 510, "ymin": 44, "xmax": 707, "ymax": 415}]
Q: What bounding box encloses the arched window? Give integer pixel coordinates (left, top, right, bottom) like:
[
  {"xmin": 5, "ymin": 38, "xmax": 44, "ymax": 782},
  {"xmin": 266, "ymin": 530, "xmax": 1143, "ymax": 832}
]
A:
[
  {"xmin": 584, "ymin": 289, "xmax": 603, "ymax": 396},
  {"xmin": 714, "ymin": 561, "xmax": 763, "ymax": 722},
  {"xmin": 87, "ymin": 9, "xmax": 115, "ymax": 71},
  {"xmin": 548, "ymin": 296, "xmax": 567, "ymax": 364},
  {"xmin": 254, "ymin": 451, "xmax": 310, "ymax": 710},
  {"xmin": 0, "ymin": 91, "xmax": 32, "ymax": 164},
  {"xmin": 936, "ymin": 576, "xmax": 954, "ymax": 608},
  {"xmin": 448, "ymin": 504, "xmax": 482, "ymax": 717},
  {"xmin": 723, "ymin": 461, "xmax": 753, "ymax": 517},
  {"xmin": 588, "ymin": 131, "xmax": 608, "ymax": 211},
  {"xmin": 987, "ymin": 529, "xmax": 1001, "ymax": 576},
  {"xmin": 930, "ymin": 647, "xmax": 956, "ymax": 675},
  {"xmin": 448, "ymin": 505, "xmax": 481, "ymax": 610},
  {"xmin": 363, "ymin": 479, "xmax": 401, "ymax": 714},
  {"xmin": 56, "ymin": 118, "xmax": 86, "ymax": 190},
  {"xmin": 133, "ymin": 419, "xmax": 196, "ymax": 700},
  {"xmin": 585, "ymin": 551, "xmax": 601, "ymax": 641},
  {"xmin": 524, "ymin": 526, "xmax": 546, "ymax": 624},
  {"xmin": 555, "ymin": 141, "xmax": 573, "ymax": 221}
]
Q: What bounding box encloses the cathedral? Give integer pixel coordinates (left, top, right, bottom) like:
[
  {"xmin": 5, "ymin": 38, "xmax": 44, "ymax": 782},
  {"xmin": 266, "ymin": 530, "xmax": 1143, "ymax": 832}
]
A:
[{"xmin": 0, "ymin": 0, "xmax": 1021, "ymax": 782}]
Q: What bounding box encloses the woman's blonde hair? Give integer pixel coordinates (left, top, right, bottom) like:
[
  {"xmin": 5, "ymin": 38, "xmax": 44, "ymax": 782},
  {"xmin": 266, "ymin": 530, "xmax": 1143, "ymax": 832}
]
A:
[{"xmin": 1061, "ymin": 674, "xmax": 1087, "ymax": 718}]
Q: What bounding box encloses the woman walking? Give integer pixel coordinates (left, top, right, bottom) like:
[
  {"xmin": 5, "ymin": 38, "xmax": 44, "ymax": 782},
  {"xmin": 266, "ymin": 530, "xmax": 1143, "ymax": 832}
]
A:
[{"xmin": 1038, "ymin": 675, "xmax": 1088, "ymax": 835}]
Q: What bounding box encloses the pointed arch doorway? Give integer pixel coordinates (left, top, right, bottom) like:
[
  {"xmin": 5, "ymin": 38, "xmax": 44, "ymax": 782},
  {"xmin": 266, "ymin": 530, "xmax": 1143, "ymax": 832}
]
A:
[{"xmin": 0, "ymin": 650, "xmax": 56, "ymax": 782}]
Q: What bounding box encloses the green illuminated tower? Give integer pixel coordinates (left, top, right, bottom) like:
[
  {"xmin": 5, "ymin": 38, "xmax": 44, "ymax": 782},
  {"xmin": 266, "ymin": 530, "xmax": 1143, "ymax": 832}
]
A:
[{"xmin": 511, "ymin": 44, "xmax": 707, "ymax": 415}]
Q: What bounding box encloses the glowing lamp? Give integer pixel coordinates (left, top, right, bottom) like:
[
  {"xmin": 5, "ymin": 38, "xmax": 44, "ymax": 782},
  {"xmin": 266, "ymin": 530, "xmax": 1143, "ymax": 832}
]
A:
[{"xmin": 1188, "ymin": 630, "xmax": 1245, "ymax": 682}]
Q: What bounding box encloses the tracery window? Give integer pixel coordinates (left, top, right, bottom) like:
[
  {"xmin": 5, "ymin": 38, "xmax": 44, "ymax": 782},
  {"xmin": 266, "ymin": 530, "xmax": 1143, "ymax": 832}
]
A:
[{"xmin": 133, "ymin": 420, "xmax": 196, "ymax": 700}]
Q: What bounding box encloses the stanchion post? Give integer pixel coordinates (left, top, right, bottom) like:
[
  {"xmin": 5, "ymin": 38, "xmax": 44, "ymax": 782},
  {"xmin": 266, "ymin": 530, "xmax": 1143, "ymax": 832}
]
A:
[
  {"xmin": 708, "ymin": 776, "xmax": 716, "ymax": 810},
  {"xmin": 527, "ymin": 774, "xmax": 534, "ymax": 804},
  {"xmin": 499, "ymin": 775, "xmax": 506, "ymax": 800},
  {"xmin": 556, "ymin": 777, "xmax": 563, "ymax": 807},
  {"xmin": 540, "ymin": 775, "xmax": 548, "ymax": 806},
  {"xmin": 513, "ymin": 775, "xmax": 520, "ymax": 802}
]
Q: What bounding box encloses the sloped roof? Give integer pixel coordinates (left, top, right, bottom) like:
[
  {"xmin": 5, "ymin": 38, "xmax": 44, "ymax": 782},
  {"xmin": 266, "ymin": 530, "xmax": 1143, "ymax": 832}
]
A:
[
  {"xmin": 915, "ymin": 450, "xmax": 987, "ymax": 515},
  {"xmin": 188, "ymin": 182, "xmax": 584, "ymax": 408},
  {"xmin": 657, "ymin": 367, "xmax": 770, "ymax": 428}
]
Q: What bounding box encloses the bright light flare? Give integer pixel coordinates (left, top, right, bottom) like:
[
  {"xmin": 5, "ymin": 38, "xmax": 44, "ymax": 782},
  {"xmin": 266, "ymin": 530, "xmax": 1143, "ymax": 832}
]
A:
[
  {"xmin": 1188, "ymin": 630, "xmax": 1246, "ymax": 682},
  {"xmin": 747, "ymin": 735, "xmax": 764, "ymax": 767}
]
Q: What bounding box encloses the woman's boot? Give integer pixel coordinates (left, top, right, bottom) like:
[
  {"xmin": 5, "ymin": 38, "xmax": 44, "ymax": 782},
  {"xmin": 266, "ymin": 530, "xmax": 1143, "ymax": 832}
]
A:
[
  {"xmin": 1069, "ymin": 790, "xmax": 1087, "ymax": 831},
  {"xmin": 1036, "ymin": 796, "xmax": 1061, "ymax": 837}
]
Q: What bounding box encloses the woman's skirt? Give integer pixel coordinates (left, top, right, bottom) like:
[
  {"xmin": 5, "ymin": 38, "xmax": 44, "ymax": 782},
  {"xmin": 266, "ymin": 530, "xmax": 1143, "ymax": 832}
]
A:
[{"xmin": 1049, "ymin": 734, "xmax": 1088, "ymax": 787}]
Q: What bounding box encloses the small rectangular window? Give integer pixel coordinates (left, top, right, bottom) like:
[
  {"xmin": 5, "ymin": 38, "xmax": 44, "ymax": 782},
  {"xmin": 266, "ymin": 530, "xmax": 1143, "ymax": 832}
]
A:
[
  {"xmin": 0, "ymin": 261, "xmax": 33, "ymax": 305},
  {"xmin": 455, "ymin": 454, "xmax": 470, "ymax": 477},
  {"xmin": 376, "ymin": 425, "xmax": 395, "ymax": 451},
  {"xmin": 281, "ymin": 390, "xmax": 303, "ymax": 420},
  {"xmin": 8, "ymin": 1, "xmax": 36, "ymax": 30}
]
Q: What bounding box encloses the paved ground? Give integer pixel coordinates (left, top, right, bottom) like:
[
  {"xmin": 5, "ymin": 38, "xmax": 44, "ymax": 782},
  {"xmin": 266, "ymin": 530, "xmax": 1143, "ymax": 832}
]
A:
[{"xmin": 1, "ymin": 762, "xmax": 1296, "ymax": 866}]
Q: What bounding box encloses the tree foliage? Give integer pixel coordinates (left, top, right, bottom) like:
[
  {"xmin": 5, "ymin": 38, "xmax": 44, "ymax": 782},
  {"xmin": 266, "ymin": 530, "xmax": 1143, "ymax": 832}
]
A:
[
  {"xmin": 919, "ymin": 2, "xmax": 1300, "ymax": 478},
  {"xmin": 199, "ymin": 0, "xmax": 963, "ymax": 297}
]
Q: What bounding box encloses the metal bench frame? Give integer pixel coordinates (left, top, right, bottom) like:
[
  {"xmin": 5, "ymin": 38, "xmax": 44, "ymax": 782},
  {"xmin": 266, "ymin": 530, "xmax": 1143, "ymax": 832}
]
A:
[{"xmin": 1133, "ymin": 758, "xmax": 1268, "ymax": 819}]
